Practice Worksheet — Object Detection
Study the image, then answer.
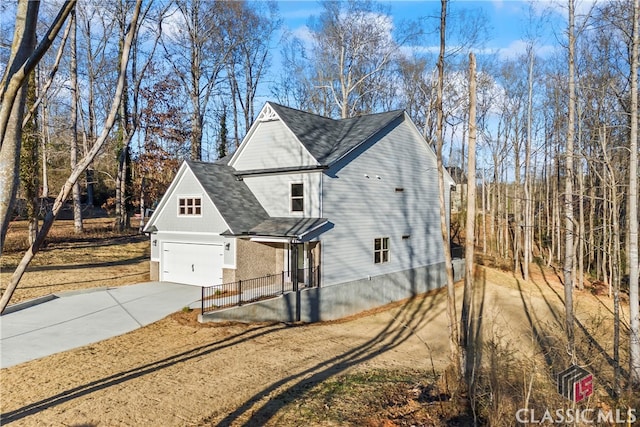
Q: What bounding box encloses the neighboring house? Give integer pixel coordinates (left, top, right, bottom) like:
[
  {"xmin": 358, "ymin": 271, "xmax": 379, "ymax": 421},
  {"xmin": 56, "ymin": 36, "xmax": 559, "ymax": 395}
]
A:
[
  {"xmin": 144, "ymin": 102, "xmax": 461, "ymax": 322},
  {"xmin": 445, "ymin": 166, "xmax": 467, "ymax": 213}
]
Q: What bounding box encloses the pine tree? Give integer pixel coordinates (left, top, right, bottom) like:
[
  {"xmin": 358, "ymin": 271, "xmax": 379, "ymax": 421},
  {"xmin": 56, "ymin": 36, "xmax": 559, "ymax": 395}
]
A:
[{"xmin": 217, "ymin": 107, "xmax": 228, "ymax": 160}]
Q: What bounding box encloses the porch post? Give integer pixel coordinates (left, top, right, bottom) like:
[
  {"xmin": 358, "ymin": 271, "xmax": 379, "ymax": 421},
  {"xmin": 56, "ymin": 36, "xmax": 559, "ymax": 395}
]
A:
[
  {"xmin": 291, "ymin": 243, "xmax": 299, "ymax": 292},
  {"xmin": 291, "ymin": 242, "xmax": 301, "ymax": 322}
]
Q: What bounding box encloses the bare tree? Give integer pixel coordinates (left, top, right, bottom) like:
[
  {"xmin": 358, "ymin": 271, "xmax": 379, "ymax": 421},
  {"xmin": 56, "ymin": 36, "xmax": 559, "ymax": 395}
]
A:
[
  {"xmin": 0, "ymin": 0, "xmax": 143, "ymax": 313},
  {"xmin": 0, "ymin": 0, "xmax": 77, "ymax": 252},
  {"xmin": 70, "ymin": 5, "xmax": 83, "ymax": 233},
  {"xmin": 434, "ymin": 0, "xmax": 460, "ymax": 377},
  {"xmin": 628, "ymin": 0, "xmax": 639, "ymax": 388},
  {"xmin": 161, "ymin": 0, "xmax": 237, "ymax": 160},
  {"xmin": 461, "ymin": 51, "xmax": 477, "ymax": 380},
  {"xmin": 308, "ymin": 0, "xmax": 400, "ymax": 118},
  {"xmin": 564, "ymin": 0, "xmax": 576, "ymax": 356},
  {"xmin": 226, "ymin": 1, "xmax": 280, "ymax": 144}
]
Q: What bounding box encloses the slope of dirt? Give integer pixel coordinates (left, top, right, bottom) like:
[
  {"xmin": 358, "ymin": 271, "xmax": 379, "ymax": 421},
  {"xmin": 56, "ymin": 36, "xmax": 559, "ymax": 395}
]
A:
[{"xmin": 0, "ymin": 263, "xmax": 621, "ymax": 426}]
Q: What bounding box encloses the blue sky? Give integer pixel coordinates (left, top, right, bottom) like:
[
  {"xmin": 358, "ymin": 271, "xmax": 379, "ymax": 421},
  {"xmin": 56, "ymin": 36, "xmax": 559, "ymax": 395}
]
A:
[{"xmin": 275, "ymin": 0, "xmax": 569, "ymax": 60}]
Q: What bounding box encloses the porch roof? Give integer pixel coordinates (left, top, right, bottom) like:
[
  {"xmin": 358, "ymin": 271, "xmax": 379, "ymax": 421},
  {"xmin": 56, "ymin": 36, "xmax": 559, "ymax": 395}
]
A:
[{"xmin": 225, "ymin": 217, "xmax": 330, "ymax": 242}]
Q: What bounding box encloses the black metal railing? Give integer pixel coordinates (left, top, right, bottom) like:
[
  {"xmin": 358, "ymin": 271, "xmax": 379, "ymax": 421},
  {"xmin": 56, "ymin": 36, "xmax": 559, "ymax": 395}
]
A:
[{"xmin": 201, "ymin": 266, "xmax": 319, "ymax": 314}]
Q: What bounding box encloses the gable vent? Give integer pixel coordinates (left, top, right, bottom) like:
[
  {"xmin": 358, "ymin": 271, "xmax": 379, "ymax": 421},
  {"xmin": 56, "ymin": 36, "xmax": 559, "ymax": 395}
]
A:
[{"xmin": 258, "ymin": 104, "xmax": 278, "ymax": 122}]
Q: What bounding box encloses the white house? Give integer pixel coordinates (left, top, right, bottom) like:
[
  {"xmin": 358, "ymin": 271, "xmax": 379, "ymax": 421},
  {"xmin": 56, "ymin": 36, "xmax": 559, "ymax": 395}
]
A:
[{"xmin": 144, "ymin": 102, "xmax": 461, "ymax": 322}]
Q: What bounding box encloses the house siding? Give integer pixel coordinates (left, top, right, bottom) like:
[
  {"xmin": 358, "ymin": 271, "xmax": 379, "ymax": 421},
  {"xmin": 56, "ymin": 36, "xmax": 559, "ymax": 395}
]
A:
[
  {"xmin": 233, "ymin": 120, "xmax": 318, "ymax": 171},
  {"xmin": 243, "ymin": 172, "xmax": 322, "ymax": 218},
  {"xmin": 152, "ymin": 170, "xmax": 228, "ymax": 234},
  {"xmin": 321, "ymin": 118, "xmax": 447, "ymax": 287}
]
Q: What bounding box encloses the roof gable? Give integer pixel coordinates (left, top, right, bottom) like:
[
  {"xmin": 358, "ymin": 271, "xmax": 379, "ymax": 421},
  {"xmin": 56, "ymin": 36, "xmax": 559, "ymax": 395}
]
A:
[
  {"xmin": 229, "ymin": 102, "xmax": 405, "ymax": 170},
  {"xmin": 269, "ymin": 103, "xmax": 405, "ymax": 165},
  {"xmin": 187, "ymin": 161, "xmax": 269, "ymax": 234}
]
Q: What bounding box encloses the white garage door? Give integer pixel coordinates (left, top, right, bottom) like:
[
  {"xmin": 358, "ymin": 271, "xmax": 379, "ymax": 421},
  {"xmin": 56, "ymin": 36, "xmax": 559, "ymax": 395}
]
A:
[{"xmin": 161, "ymin": 242, "xmax": 223, "ymax": 286}]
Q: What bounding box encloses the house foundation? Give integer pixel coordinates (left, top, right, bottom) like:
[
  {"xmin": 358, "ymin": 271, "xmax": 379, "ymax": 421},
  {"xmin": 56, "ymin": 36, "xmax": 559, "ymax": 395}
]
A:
[{"xmin": 199, "ymin": 258, "xmax": 465, "ymax": 323}]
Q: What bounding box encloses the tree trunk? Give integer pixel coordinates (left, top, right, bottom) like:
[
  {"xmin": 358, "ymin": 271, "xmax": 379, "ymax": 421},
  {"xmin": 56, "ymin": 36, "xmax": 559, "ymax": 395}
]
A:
[
  {"xmin": 41, "ymin": 99, "xmax": 49, "ymax": 199},
  {"xmin": 564, "ymin": 0, "xmax": 576, "ymax": 357},
  {"xmin": 0, "ymin": 0, "xmax": 40, "ymax": 251},
  {"xmin": 20, "ymin": 68, "xmax": 40, "ymax": 245},
  {"xmin": 435, "ymin": 0, "xmax": 460, "ymax": 378},
  {"xmin": 0, "ymin": 0, "xmax": 142, "ymax": 313},
  {"xmin": 70, "ymin": 7, "xmax": 83, "ymax": 233},
  {"xmin": 461, "ymin": 52, "xmax": 477, "ymax": 380},
  {"xmin": 628, "ymin": 0, "xmax": 640, "ymax": 387},
  {"xmin": 523, "ymin": 45, "xmax": 534, "ymax": 281},
  {"xmin": 0, "ymin": 0, "xmax": 76, "ymax": 251}
]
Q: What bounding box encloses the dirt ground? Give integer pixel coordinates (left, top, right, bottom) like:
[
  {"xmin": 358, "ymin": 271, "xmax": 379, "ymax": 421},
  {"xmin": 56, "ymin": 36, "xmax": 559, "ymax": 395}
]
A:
[
  {"xmin": 0, "ymin": 219, "xmax": 150, "ymax": 304},
  {"xmin": 0, "ymin": 220, "xmax": 627, "ymax": 426}
]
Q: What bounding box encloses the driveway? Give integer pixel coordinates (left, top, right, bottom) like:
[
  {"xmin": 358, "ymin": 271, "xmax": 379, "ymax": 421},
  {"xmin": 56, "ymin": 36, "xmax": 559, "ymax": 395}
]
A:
[{"xmin": 0, "ymin": 282, "xmax": 201, "ymax": 368}]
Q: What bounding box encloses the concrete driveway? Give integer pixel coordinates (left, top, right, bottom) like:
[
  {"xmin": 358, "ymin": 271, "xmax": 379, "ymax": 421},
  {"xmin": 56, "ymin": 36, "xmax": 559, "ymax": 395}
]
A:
[{"xmin": 0, "ymin": 282, "xmax": 201, "ymax": 369}]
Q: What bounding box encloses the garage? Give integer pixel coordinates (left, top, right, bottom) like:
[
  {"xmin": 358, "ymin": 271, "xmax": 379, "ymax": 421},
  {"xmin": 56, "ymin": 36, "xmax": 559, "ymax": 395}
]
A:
[{"xmin": 161, "ymin": 242, "xmax": 224, "ymax": 286}]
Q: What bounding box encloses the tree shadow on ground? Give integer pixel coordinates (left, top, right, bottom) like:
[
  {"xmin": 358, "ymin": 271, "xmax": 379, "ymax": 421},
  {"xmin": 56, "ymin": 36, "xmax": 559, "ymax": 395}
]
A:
[
  {"xmin": 1, "ymin": 284, "xmax": 449, "ymax": 426},
  {"xmin": 208, "ymin": 286, "xmax": 448, "ymax": 426},
  {"xmin": 517, "ymin": 262, "xmax": 624, "ymax": 397},
  {"xmin": 0, "ymin": 324, "xmax": 283, "ymax": 424}
]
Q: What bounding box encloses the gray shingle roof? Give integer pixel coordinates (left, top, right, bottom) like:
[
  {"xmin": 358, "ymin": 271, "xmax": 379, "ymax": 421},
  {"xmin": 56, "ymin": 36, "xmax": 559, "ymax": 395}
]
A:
[
  {"xmin": 186, "ymin": 160, "xmax": 269, "ymax": 235},
  {"xmin": 248, "ymin": 217, "xmax": 329, "ymax": 239},
  {"xmin": 186, "ymin": 105, "xmax": 405, "ymax": 237},
  {"xmin": 268, "ymin": 103, "xmax": 404, "ymax": 165}
]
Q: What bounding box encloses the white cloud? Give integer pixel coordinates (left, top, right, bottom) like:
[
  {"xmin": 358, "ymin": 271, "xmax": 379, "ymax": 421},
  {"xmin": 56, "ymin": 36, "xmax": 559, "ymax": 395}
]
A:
[
  {"xmin": 290, "ymin": 25, "xmax": 314, "ymax": 48},
  {"xmin": 280, "ymin": 7, "xmax": 322, "ymax": 21},
  {"xmin": 496, "ymin": 38, "xmax": 557, "ymax": 60}
]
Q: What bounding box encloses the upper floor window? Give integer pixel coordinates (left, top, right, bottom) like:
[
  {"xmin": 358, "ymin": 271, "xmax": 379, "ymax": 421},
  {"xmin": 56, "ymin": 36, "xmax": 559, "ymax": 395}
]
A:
[
  {"xmin": 178, "ymin": 197, "xmax": 201, "ymax": 216},
  {"xmin": 291, "ymin": 183, "xmax": 304, "ymax": 212},
  {"xmin": 374, "ymin": 237, "xmax": 389, "ymax": 264}
]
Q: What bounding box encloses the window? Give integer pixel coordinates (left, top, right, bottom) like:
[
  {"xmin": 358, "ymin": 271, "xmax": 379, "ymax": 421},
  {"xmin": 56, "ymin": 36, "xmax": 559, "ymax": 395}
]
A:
[
  {"xmin": 374, "ymin": 237, "xmax": 389, "ymax": 264},
  {"xmin": 291, "ymin": 183, "xmax": 304, "ymax": 212},
  {"xmin": 178, "ymin": 197, "xmax": 201, "ymax": 216}
]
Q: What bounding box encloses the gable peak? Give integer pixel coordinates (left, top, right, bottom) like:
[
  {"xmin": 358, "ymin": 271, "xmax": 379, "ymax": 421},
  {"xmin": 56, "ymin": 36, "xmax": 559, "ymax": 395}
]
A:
[{"xmin": 257, "ymin": 103, "xmax": 279, "ymax": 122}]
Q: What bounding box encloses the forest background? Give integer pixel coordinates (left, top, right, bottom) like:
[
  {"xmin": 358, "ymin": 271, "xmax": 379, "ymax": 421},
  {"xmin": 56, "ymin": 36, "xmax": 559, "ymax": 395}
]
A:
[{"xmin": 0, "ymin": 0, "xmax": 638, "ymax": 391}]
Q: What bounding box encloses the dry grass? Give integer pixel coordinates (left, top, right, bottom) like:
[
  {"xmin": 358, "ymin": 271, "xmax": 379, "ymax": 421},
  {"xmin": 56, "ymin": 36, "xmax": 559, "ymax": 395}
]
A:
[
  {"xmin": 1, "ymin": 220, "xmax": 638, "ymax": 425},
  {"xmin": 0, "ymin": 218, "xmax": 149, "ymax": 304}
]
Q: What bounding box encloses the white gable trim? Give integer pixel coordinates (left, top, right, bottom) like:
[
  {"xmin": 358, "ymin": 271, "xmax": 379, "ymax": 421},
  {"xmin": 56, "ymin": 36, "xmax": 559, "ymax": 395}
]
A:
[
  {"xmin": 144, "ymin": 161, "xmax": 189, "ymax": 232},
  {"xmin": 143, "ymin": 162, "xmax": 231, "ymax": 234},
  {"xmin": 257, "ymin": 103, "xmax": 279, "ymax": 122},
  {"xmin": 228, "ymin": 102, "xmax": 320, "ymax": 169}
]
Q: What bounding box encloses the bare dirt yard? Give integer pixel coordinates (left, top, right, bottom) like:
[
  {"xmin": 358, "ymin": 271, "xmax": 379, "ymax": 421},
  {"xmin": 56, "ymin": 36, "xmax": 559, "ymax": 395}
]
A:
[{"xmin": 0, "ymin": 219, "xmax": 637, "ymax": 426}]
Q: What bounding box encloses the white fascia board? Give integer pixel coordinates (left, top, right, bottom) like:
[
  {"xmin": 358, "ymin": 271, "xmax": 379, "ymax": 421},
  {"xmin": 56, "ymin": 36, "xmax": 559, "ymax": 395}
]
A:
[
  {"xmin": 143, "ymin": 161, "xmax": 190, "ymax": 233},
  {"xmin": 144, "ymin": 161, "xmax": 232, "ymax": 234},
  {"xmin": 228, "ymin": 118, "xmax": 259, "ymax": 167},
  {"xmin": 249, "ymin": 236, "xmax": 291, "ymax": 243},
  {"xmin": 228, "ymin": 102, "xmax": 320, "ymax": 169},
  {"xmin": 156, "ymin": 231, "xmax": 222, "ymax": 236}
]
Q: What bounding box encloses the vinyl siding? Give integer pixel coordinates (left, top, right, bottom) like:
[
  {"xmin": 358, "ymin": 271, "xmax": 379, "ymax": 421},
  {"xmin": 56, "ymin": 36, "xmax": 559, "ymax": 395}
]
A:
[
  {"xmin": 233, "ymin": 120, "xmax": 318, "ymax": 171},
  {"xmin": 243, "ymin": 172, "xmax": 322, "ymax": 218},
  {"xmin": 321, "ymin": 119, "xmax": 448, "ymax": 287},
  {"xmin": 152, "ymin": 169, "xmax": 228, "ymax": 234}
]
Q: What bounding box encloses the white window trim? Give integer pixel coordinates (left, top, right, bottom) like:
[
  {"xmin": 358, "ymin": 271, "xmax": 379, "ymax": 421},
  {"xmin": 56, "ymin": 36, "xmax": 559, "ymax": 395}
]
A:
[
  {"xmin": 290, "ymin": 182, "xmax": 304, "ymax": 214},
  {"xmin": 374, "ymin": 237, "xmax": 390, "ymax": 264},
  {"xmin": 177, "ymin": 195, "xmax": 203, "ymax": 217}
]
